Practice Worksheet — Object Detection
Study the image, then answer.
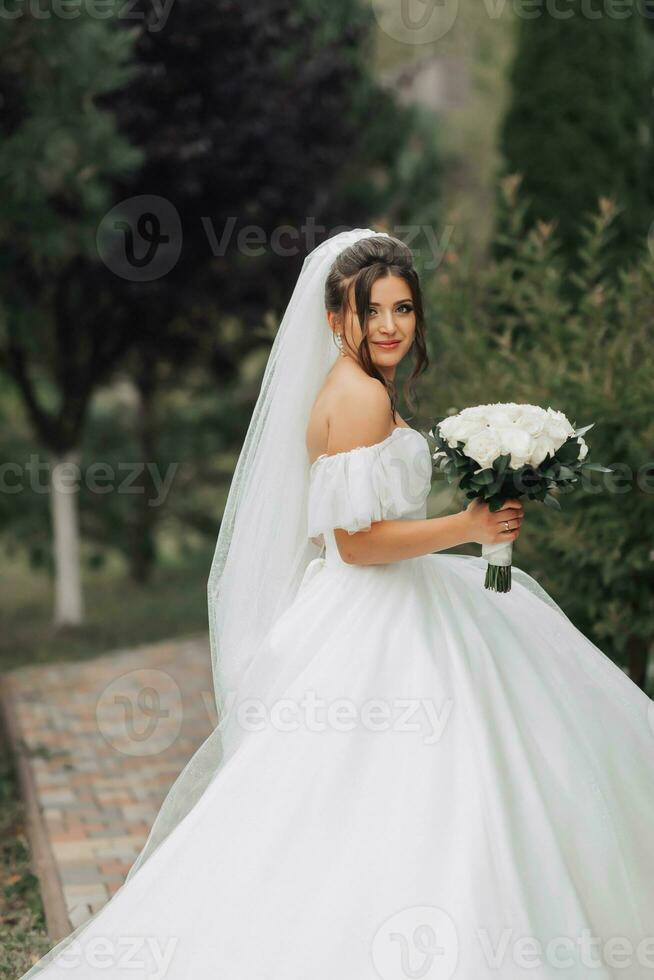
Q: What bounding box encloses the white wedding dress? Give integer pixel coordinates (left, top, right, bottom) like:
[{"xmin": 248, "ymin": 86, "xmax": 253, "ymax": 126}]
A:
[{"xmin": 21, "ymin": 425, "xmax": 654, "ymax": 980}]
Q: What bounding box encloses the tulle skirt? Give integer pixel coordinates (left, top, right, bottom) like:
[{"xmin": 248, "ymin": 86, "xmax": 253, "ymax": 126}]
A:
[{"xmin": 19, "ymin": 553, "xmax": 654, "ymax": 980}]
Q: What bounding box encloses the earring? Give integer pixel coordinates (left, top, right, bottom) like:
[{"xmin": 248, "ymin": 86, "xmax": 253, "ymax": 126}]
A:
[{"xmin": 335, "ymin": 333, "xmax": 346, "ymax": 357}]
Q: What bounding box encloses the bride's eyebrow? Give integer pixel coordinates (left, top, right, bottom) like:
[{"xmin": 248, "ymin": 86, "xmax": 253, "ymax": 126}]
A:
[{"xmin": 368, "ymin": 298, "xmax": 413, "ymax": 306}]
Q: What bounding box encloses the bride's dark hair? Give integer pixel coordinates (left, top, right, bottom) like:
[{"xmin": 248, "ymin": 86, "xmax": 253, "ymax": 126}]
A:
[{"xmin": 324, "ymin": 234, "xmax": 429, "ymax": 419}]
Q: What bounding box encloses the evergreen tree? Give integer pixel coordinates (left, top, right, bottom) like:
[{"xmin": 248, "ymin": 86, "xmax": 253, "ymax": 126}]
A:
[
  {"xmin": 91, "ymin": 0, "xmax": 443, "ymax": 582},
  {"xmin": 0, "ymin": 0, "xmax": 444, "ymax": 599},
  {"xmin": 0, "ymin": 2, "xmax": 142, "ymax": 624},
  {"xmin": 499, "ymin": 0, "xmax": 653, "ymax": 269}
]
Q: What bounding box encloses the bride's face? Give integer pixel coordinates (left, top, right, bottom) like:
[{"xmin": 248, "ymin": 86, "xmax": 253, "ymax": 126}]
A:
[{"xmin": 332, "ymin": 273, "xmax": 416, "ymax": 373}]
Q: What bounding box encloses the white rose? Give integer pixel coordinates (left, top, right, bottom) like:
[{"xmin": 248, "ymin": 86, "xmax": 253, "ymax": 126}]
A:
[
  {"xmin": 515, "ymin": 406, "xmax": 547, "ymax": 437},
  {"xmin": 578, "ymin": 437, "xmax": 588, "ymax": 461},
  {"xmin": 458, "ymin": 407, "xmax": 486, "ymax": 426},
  {"xmin": 464, "ymin": 428, "xmax": 502, "ymax": 470},
  {"xmin": 502, "ymin": 403, "xmax": 522, "ymax": 423},
  {"xmin": 498, "ymin": 427, "xmax": 533, "ymax": 469},
  {"xmin": 436, "ymin": 417, "xmax": 457, "ymax": 443},
  {"xmin": 448, "ymin": 405, "xmax": 578, "ymax": 466},
  {"xmin": 546, "ymin": 407, "xmax": 575, "ymax": 436},
  {"xmin": 439, "ymin": 416, "xmax": 483, "ymax": 448},
  {"xmin": 485, "ymin": 408, "xmax": 515, "ymax": 429},
  {"xmin": 544, "ymin": 419, "xmax": 571, "ymax": 449},
  {"xmin": 531, "ymin": 434, "xmax": 558, "ymax": 468}
]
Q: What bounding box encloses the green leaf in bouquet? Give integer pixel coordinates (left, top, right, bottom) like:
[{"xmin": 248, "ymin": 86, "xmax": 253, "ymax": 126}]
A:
[
  {"xmin": 511, "ymin": 466, "xmax": 540, "ymax": 493},
  {"xmin": 472, "ymin": 468, "xmax": 496, "ymax": 485},
  {"xmin": 538, "ymin": 454, "xmax": 558, "ymax": 475},
  {"xmin": 555, "ymin": 439, "xmax": 581, "ymax": 465},
  {"xmin": 581, "ymin": 462, "xmax": 613, "ymax": 473},
  {"xmin": 492, "ymin": 453, "xmax": 511, "ymax": 478},
  {"xmin": 558, "ymin": 465, "xmax": 576, "ymax": 480},
  {"xmin": 543, "ymin": 492, "xmax": 562, "ymax": 510},
  {"xmin": 573, "ymin": 423, "xmax": 594, "ymax": 437}
]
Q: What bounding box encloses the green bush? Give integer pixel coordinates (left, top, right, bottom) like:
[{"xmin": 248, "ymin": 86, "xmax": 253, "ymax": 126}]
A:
[
  {"xmin": 499, "ymin": 0, "xmax": 653, "ymax": 270},
  {"xmin": 421, "ymin": 179, "xmax": 654, "ymax": 686}
]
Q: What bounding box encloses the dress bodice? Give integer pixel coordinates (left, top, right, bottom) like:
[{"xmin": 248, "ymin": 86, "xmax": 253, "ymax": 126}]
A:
[{"xmin": 307, "ymin": 426, "xmax": 432, "ymax": 567}]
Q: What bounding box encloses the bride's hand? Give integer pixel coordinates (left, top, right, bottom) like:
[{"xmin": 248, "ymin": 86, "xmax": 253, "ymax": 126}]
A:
[{"xmin": 462, "ymin": 498, "xmax": 525, "ymax": 546}]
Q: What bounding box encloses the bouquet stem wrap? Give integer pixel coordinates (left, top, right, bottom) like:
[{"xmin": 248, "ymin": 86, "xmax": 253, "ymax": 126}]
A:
[{"xmin": 481, "ymin": 540, "xmax": 513, "ymax": 593}]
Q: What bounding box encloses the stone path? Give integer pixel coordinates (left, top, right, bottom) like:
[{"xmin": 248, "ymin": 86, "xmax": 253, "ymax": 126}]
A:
[{"xmin": 1, "ymin": 635, "xmax": 215, "ymax": 940}]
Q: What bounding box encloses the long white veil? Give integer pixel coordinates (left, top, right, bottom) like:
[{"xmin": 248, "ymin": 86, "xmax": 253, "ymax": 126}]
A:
[
  {"xmin": 129, "ymin": 228, "xmax": 394, "ymax": 870},
  {"xmin": 20, "ymin": 227, "xmax": 390, "ymax": 977},
  {"xmin": 208, "ymin": 227, "xmax": 391, "ymax": 705}
]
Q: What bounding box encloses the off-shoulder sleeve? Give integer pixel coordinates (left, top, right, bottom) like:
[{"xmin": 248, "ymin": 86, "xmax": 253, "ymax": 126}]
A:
[{"xmin": 307, "ymin": 434, "xmax": 430, "ymax": 540}]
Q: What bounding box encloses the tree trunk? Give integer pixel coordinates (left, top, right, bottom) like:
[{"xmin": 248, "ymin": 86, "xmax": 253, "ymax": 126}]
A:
[
  {"xmin": 626, "ymin": 633, "xmax": 649, "ymax": 692},
  {"xmin": 129, "ymin": 359, "xmax": 158, "ymax": 584},
  {"xmin": 50, "ymin": 451, "xmax": 84, "ymax": 625}
]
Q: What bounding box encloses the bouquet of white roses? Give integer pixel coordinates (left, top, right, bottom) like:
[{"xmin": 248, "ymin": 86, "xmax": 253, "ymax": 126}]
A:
[{"xmin": 431, "ymin": 403, "xmax": 611, "ymax": 592}]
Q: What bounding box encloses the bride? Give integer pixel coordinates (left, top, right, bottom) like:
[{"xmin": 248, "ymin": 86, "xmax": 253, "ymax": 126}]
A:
[{"xmin": 17, "ymin": 229, "xmax": 654, "ymax": 979}]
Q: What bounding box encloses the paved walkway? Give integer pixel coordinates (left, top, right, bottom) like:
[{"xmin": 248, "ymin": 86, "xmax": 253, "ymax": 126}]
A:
[{"xmin": 1, "ymin": 635, "xmax": 215, "ymax": 939}]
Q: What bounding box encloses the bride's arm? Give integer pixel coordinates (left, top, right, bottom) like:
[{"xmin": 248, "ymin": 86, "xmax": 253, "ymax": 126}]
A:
[
  {"xmin": 335, "ymin": 512, "xmax": 471, "ymax": 565},
  {"xmin": 325, "ymin": 379, "xmax": 524, "ymax": 566},
  {"xmin": 336, "ymin": 492, "xmax": 524, "ymax": 567}
]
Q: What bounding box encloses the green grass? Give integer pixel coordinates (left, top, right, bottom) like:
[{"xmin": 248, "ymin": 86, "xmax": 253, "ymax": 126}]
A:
[
  {"xmin": 0, "ymin": 738, "xmax": 49, "ymax": 978},
  {"xmin": 0, "ymin": 550, "xmax": 213, "ymax": 674}
]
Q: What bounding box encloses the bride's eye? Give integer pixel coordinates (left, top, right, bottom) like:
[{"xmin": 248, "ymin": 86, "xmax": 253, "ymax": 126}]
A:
[{"xmin": 397, "ymin": 303, "xmax": 414, "ymax": 314}]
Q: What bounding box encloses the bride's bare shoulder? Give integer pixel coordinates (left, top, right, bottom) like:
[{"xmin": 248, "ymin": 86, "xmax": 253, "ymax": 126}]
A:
[{"xmin": 306, "ymin": 364, "xmax": 394, "ymax": 462}]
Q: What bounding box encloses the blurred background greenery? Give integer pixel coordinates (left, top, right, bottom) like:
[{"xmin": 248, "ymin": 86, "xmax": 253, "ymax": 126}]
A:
[
  {"xmin": 1, "ymin": 0, "xmax": 652, "ymax": 680},
  {"xmin": 1, "ymin": 0, "xmax": 654, "ymax": 961}
]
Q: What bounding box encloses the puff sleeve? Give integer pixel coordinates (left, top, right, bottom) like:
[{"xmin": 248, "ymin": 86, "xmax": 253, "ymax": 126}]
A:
[{"xmin": 306, "ymin": 430, "xmax": 431, "ymax": 542}]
